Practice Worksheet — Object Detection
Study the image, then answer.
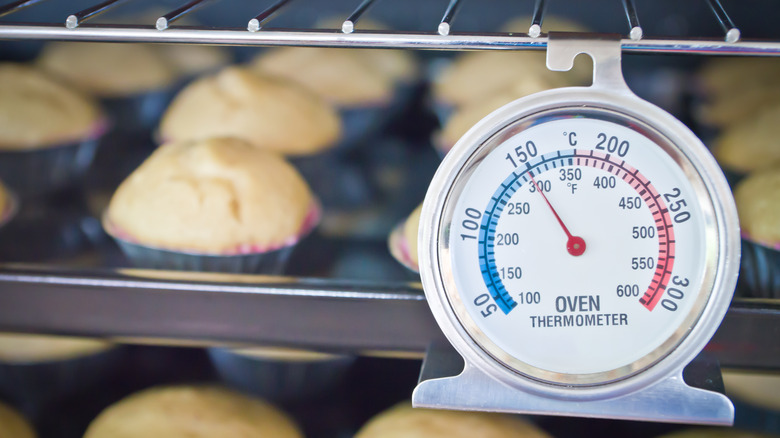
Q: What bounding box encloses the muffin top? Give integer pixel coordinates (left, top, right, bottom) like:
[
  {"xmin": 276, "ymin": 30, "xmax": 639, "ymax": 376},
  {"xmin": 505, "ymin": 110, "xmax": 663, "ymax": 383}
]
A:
[
  {"xmin": 83, "ymin": 385, "xmax": 302, "ymax": 438},
  {"xmin": 104, "ymin": 137, "xmax": 316, "ymax": 253},
  {"xmin": 158, "ymin": 44, "xmax": 232, "ymax": 77},
  {"xmin": 37, "ymin": 42, "xmax": 178, "ymax": 97},
  {"xmin": 402, "ymin": 204, "xmax": 423, "ymax": 268},
  {"xmin": 437, "ymin": 75, "xmax": 560, "ymax": 152},
  {"xmin": 356, "ymin": 403, "xmax": 551, "ymax": 438},
  {"xmin": 734, "ymin": 167, "xmax": 780, "ymax": 247},
  {"xmin": 252, "ymin": 47, "xmax": 407, "ymax": 106},
  {"xmin": 698, "ymin": 57, "xmax": 780, "ymax": 101},
  {"xmin": 713, "ymin": 102, "xmax": 780, "ymax": 173},
  {"xmin": 0, "ymin": 333, "xmax": 112, "ymax": 363},
  {"xmin": 0, "ymin": 63, "xmax": 103, "ymax": 150},
  {"xmin": 433, "ymin": 16, "xmax": 589, "ymax": 108},
  {"xmin": 0, "ymin": 401, "xmax": 36, "ymax": 438},
  {"xmin": 159, "ymin": 67, "xmax": 341, "ymax": 156}
]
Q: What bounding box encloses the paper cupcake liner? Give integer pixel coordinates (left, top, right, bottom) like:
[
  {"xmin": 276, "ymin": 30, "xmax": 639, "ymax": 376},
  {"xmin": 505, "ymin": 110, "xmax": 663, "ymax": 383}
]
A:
[
  {"xmin": 0, "ymin": 123, "xmax": 107, "ymax": 197},
  {"xmin": 207, "ymin": 348, "xmax": 355, "ymax": 404},
  {"xmin": 388, "ymin": 222, "xmax": 419, "ymax": 274},
  {"xmin": 291, "ymin": 155, "xmax": 377, "ymax": 212},
  {"xmin": 0, "ymin": 346, "xmax": 123, "ymax": 414},
  {"xmin": 111, "ymin": 239, "xmax": 295, "ymax": 274},
  {"xmin": 101, "ymin": 87, "xmax": 177, "ymax": 133},
  {"xmin": 336, "ymin": 102, "xmax": 392, "ymax": 152},
  {"xmin": 737, "ymin": 238, "xmax": 780, "ymax": 299},
  {"xmin": 105, "ymin": 203, "xmax": 320, "ymax": 274}
]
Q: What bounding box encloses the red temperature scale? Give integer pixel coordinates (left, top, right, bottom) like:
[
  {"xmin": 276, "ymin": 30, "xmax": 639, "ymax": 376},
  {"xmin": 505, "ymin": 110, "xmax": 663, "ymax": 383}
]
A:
[{"xmin": 413, "ymin": 36, "xmax": 740, "ymax": 424}]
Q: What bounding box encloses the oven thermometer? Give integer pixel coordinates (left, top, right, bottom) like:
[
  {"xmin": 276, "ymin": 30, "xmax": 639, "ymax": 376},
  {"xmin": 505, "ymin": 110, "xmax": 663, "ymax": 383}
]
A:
[{"xmin": 413, "ymin": 36, "xmax": 740, "ymax": 424}]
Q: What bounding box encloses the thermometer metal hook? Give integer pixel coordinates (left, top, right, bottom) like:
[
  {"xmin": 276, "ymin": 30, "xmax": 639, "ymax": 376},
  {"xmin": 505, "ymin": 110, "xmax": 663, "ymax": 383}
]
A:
[{"xmin": 529, "ymin": 174, "xmax": 586, "ymax": 256}]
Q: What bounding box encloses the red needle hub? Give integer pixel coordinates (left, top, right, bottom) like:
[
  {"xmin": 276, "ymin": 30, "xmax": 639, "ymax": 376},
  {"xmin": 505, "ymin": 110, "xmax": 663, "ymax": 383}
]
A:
[{"xmin": 529, "ymin": 175, "xmax": 586, "ymax": 256}]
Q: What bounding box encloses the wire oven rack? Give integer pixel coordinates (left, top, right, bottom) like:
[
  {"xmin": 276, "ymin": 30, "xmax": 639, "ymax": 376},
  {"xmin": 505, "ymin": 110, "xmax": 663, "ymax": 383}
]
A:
[
  {"xmin": 0, "ymin": 0, "xmax": 779, "ymax": 54},
  {"xmin": 0, "ymin": 0, "xmax": 778, "ymax": 370}
]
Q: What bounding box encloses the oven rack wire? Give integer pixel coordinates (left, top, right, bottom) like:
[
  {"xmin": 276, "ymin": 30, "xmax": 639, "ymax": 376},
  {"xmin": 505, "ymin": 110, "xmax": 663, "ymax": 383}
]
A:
[{"xmin": 0, "ymin": 0, "xmax": 779, "ymax": 55}]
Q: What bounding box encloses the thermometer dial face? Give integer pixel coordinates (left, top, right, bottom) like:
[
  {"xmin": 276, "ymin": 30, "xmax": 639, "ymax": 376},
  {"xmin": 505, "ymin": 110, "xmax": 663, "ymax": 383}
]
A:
[{"xmin": 442, "ymin": 108, "xmax": 718, "ymax": 385}]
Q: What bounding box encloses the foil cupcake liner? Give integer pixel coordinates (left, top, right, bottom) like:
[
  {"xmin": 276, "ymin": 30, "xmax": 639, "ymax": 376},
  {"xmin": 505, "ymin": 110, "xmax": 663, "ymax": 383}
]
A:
[
  {"xmin": 207, "ymin": 348, "xmax": 355, "ymax": 404},
  {"xmin": 0, "ymin": 346, "xmax": 123, "ymax": 414},
  {"xmin": 104, "ymin": 203, "xmax": 320, "ymax": 274},
  {"xmin": 111, "ymin": 238, "xmax": 295, "ymax": 274},
  {"xmin": 337, "ymin": 103, "xmax": 391, "ymax": 152},
  {"xmin": 291, "ymin": 155, "xmax": 377, "ymax": 212},
  {"xmin": 737, "ymin": 238, "xmax": 780, "ymax": 299},
  {"xmin": 0, "ymin": 127, "xmax": 105, "ymax": 197},
  {"xmin": 101, "ymin": 88, "xmax": 177, "ymax": 134}
]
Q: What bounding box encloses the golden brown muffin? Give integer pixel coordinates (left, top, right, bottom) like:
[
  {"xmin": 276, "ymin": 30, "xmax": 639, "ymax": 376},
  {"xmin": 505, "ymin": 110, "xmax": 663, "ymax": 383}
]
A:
[
  {"xmin": 252, "ymin": 47, "xmax": 399, "ymax": 106},
  {"xmin": 104, "ymin": 137, "xmax": 316, "ymax": 253},
  {"xmin": 37, "ymin": 43, "xmax": 177, "ymax": 97},
  {"xmin": 0, "ymin": 400, "xmax": 36, "ymax": 438},
  {"xmin": 0, "ymin": 334, "xmax": 112, "ymax": 363},
  {"xmin": 356, "ymin": 403, "xmax": 551, "ymax": 438},
  {"xmin": 713, "ymin": 103, "xmax": 780, "ymax": 173},
  {"xmin": 83, "ymin": 385, "xmax": 302, "ymax": 438},
  {"xmin": 159, "ymin": 67, "xmax": 340, "ymax": 156},
  {"xmin": 734, "ymin": 167, "xmax": 780, "ymax": 247},
  {"xmin": 0, "ymin": 63, "xmax": 102, "ymax": 150}
]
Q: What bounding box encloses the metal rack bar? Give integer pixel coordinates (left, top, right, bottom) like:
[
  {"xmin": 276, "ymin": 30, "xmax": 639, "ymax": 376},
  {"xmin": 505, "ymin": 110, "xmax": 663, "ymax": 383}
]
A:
[
  {"xmin": 0, "ymin": 0, "xmax": 47, "ymax": 18},
  {"xmin": 437, "ymin": 0, "xmax": 461, "ymax": 36},
  {"xmin": 705, "ymin": 0, "xmax": 740, "ymax": 43},
  {"xmin": 247, "ymin": 0, "xmax": 292, "ymax": 33},
  {"xmin": 342, "ymin": 0, "xmax": 378, "ymax": 34},
  {"xmin": 528, "ymin": 0, "xmax": 546, "ymax": 38},
  {"xmin": 65, "ymin": 0, "xmax": 130, "ymax": 29},
  {"xmin": 156, "ymin": 0, "xmax": 215, "ymax": 31},
  {"xmin": 1, "ymin": 25, "xmax": 779, "ymax": 55},
  {"xmin": 621, "ymin": 0, "xmax": 642, "ymax": 41},
  {"xmin": 0, "ymin": 266, "xmax": 776, "ymax": 368}
]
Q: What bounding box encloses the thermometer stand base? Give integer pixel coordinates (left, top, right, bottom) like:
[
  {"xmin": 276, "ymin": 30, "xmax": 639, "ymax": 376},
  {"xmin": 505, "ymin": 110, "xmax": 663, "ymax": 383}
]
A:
[{"xmin": 412, "ymin": 344, "xmax": 734, "ymax": 425}]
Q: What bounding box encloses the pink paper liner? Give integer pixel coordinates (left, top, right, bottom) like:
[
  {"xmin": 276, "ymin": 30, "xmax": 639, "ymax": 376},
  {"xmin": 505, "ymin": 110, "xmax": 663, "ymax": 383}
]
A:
[{"xmin": 104, "ymin": 201, "xmax": 321, "ymax": 256}]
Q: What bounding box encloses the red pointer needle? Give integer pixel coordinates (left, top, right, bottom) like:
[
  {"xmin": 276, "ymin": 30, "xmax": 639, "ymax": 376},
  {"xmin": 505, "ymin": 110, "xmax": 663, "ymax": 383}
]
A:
[{"xmin": 529, "ymin": 174, "xmax": 586, "ymax": 256}]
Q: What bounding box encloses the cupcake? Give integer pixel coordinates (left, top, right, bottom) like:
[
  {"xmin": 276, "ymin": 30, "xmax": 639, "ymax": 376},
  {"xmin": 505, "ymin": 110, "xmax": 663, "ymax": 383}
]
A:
[
  {"xmin": 0, "ymin": 400, "xmax": 36, "ymax": 438},
  {"xmin": 159, "ymin": 67, "xmax": 340, "ymax": 157},
  {"xmin": 734, "ymin": 167, "xmax": 780, "ymax": 298},
  {"xmin": 251, "ymin": 38, "xmax": 417, "ymax": 149},
  {"xmin": 712, "ymin": 102, "xmax": 780, "ymax": 178},
  {"xmin": 0, "ymin": 334, "xmax": 118, "ymax": 411},
  {"xmin": 435, "ymin": 75, "xmax": 561, "ymax": 154},
  {"xmin": 432, "ymin": 15, "xmax": 589, "ymax": 112},
  {"xmin": 83, "ymin": 385, "xmax": 302, "ymax": 438},
  {"xmin": 103, "ymin": 137, "xmax": 319, "ymax": 273},
  {"xmin": 388, "ymin": 204, "xmax": 422, "ymax": 273},
  {"xmin": 0, "ymin": 63, "xmax": 106, "ymax": 196},
  {"xmin": 356, "ymin": 402, "xmax": 551, "ymax": 438},
  {"xmin": 208, "ymin": 346, "xmax": 355, "ymax": 403},
  {"xmin": 37, "ymin": 42, "xmax": 177, "ymax": 132},
  {"xmin": 723, "ymin": 369, "xmax": 780, "ymax": 412},
  {"xmin": 696, "ymin": 57, "xmax": 780, "ymax": 129}
]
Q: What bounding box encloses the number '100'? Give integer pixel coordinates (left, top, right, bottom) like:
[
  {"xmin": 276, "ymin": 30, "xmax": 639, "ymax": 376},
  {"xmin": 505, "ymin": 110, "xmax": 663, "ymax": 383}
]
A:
[{"xmin": 461, "ymin": 208, "xmax": 482, "ymax": 241}]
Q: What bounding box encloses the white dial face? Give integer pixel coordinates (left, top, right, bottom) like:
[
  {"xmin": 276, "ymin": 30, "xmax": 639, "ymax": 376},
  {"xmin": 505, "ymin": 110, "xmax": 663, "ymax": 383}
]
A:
[{"xmin": 446, "ymin": 111, "xmax": 716, "ymax": 385}]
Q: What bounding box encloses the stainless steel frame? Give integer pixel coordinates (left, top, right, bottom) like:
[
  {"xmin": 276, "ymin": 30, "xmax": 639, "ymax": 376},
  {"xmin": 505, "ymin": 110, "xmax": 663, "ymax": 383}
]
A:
[{"xmin": 413, "ymin": 35, "xmax": 740, "ymax": 424}]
